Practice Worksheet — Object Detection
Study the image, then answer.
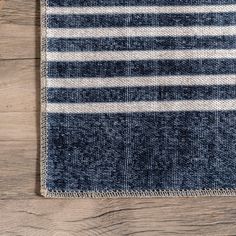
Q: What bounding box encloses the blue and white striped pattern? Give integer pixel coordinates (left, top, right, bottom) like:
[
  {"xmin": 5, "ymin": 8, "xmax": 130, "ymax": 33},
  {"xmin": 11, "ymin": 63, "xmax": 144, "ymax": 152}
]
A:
[
  {"xmin": 41, "ymin": 0, "xmax": 236, "ymax": 198},
  {"xmin": 45, "ymin": 1, "xmax": 236, "ymax": 113}
]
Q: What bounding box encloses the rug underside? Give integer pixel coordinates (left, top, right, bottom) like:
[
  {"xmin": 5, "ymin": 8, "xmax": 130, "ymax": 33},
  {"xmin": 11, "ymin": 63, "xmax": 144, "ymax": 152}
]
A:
[{"xmin": 41, "ymin": 0, "xmax": 236, "ymax": 198}]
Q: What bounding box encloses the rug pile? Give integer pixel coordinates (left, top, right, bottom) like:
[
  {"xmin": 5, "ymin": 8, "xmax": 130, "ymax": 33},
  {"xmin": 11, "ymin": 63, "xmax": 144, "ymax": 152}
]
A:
[{"xmin": 41, "ymin": 0, "xmax": 236, "ymax": 198}]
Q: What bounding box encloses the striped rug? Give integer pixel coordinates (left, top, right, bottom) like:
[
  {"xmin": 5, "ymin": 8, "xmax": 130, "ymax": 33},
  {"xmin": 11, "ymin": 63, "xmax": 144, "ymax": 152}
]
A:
[{"xmin": 41, "ymin": 0, "xmax": 236, "ymax": 198}]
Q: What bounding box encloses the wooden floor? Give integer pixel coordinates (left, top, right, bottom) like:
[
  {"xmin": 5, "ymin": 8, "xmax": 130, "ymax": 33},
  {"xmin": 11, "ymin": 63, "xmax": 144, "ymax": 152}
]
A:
[{"xmin": 1, "ymin": 1, "xmax": 236, "ymax": 235}]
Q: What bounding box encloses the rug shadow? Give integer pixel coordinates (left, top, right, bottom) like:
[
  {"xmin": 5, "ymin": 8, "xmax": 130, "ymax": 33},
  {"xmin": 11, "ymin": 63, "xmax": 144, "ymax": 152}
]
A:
[{"xmin": 34, "ymin": 0, "xmax": 41, "ymax": 197}]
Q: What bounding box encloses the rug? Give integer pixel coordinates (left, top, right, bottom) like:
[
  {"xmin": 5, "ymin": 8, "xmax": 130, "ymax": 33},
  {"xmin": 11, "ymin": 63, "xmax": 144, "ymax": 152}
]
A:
[{"xmin": 41, "ymin": 0, "xmax": 236, "ymax": 198}]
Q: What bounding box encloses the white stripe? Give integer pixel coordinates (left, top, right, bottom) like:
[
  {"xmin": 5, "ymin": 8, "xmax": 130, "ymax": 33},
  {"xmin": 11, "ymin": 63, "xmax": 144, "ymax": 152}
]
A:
[
  {"xmin": 47, "ymin": 49, "xmax": 236, "ymax": 62},
  {"xmin": 47, "ymin": 4, "xmax": 236, "ymax": 15},
  {"xmin": 47, "ymin": 26, "xmax": 236, "ymax": 38},
  {"xmin": 47, "ymin": 75, "xmax": 236, "ymax": 88},
  {"xmin": 46, "ymin": 100, "xmax": 236, "ymax": 114}
]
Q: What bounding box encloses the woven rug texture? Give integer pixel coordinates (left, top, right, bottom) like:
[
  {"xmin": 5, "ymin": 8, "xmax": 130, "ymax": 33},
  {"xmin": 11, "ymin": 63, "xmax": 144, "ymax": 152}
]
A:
[{"xmin": 41, "ymin": 0, "xmax": 236, "ymax": 198}]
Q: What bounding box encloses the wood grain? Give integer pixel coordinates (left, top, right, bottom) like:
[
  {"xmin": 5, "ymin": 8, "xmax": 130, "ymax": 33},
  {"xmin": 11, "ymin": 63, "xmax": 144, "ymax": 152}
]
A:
[
  {"xmin": 1, "ymin": 198, "xmax": 236, "ymax": 236},
  {"xmin": 1, "ymin": 0, "xmax": 236, "ymax": 235},
  {"xmin": 0, "ymin": 0, "xmax": 40, "ymax": 60},
  {"xmin": 0, "ymin": 140, "xmax": 39, "ymax": 199},
  {"xmin": 0, "ymin": 112, "xmax": 38, "ymax": 141},
  {"xmin": 0, "ymin": 59, "xmax": 39, "ymax": 112}
]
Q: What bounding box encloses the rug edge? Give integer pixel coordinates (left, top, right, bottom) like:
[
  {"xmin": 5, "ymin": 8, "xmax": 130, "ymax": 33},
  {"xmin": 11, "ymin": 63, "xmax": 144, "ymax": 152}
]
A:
[
  {"xmin": 40, "ymin": 188, "xmax": 236, "ymax": 198},
  {"xmin": 40, "ymin": 0, "xmax": 49, "ymax": 198}
]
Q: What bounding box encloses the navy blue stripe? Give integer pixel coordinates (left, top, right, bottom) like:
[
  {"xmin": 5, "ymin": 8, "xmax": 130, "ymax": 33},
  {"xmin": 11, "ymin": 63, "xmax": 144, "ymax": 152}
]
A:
[
  {"xmin": 48, "ymin": 0, "xmax": 236, "ymax": 7},
  {"xmin": 47, "ymin": 59, "xmax": 236, "ymax": 78},
  {"xmin": 48, "ymin": 12, "xmax": 236, "ymax": 28},
  {"xmin": 48, "ymin": 35, "xmax": 236, "ymax": 52},
  {"xmin": 47, "ymin": 85, "xmax": 236, "ymax": 103},
  {"xmin": 47, "ymin": 111, "xmax": 236, "ymax": 191}
]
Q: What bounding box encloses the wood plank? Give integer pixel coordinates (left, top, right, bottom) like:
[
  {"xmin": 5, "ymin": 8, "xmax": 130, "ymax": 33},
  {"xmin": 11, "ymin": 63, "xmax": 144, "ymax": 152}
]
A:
[
  {"xmin": 0, "ymin": 32, "xmax": 39, "ymax": 60},
  {"xmin": 0, "ymin": 112, "xmax": 38, "ymax": 141},
  {"xmin": 0, "ymin": 59, "xmax": 39, "ymax": 112},
  {"xmin": 0, "ymin": 0, "xmax": 39, "ymax": 26},
  {"xmin": 0, "ymin": 140, "xmax": 39, "ymax": 199},
  {"xmin": 1, "ymin": 198, "xmax": 236, "ymax": 235},
  {"xmin": 0, "ymin": 0, "xmax": 39, "ymax": 59}
]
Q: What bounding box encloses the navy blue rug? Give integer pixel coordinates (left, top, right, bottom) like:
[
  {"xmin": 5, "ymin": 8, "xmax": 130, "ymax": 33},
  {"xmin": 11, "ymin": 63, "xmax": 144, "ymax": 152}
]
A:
[{"xmin": 41, "ymin": 0, "xmax": 236, "ymax": 198}]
